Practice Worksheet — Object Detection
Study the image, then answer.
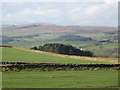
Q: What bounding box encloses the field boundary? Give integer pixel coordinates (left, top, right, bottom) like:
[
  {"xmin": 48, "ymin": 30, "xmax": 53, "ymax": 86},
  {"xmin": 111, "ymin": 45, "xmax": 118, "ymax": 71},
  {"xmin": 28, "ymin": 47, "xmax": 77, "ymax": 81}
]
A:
[{"xmin": 1, "ymin": 62, "xmax": 120, "ymax": 71}]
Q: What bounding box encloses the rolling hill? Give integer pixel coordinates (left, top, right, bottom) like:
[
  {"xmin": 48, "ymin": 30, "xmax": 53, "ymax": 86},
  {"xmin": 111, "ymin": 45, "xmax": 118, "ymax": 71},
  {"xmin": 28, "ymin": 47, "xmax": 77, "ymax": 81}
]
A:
[
  {"xmin": 2, "ymin": 23, "xmax": 117, "ymax": 36},
  {"xmin": 2, "ymin": 47, "xmax": 118, "ymax": 64},
  {"xmin": 1, "ymin": 23, "xmax": 118, "ymax": 58},
  {"xmin": 50, "ymin": 35, "xmax": 93, "ymax": 41}
]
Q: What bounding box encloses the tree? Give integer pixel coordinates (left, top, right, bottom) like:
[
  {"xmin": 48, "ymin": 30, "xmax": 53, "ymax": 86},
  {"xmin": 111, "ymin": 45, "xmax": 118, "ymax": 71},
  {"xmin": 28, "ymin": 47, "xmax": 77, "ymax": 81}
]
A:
[{"xmin": 31, "ymin": 43, "xmax": 94, "ymax": 57}]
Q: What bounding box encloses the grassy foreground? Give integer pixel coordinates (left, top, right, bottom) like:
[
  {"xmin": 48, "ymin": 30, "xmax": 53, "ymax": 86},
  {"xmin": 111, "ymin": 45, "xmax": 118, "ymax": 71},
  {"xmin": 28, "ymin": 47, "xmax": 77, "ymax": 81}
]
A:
[
  {"xmin": 2, "ymin": 70, "xmax": 118, "ymax": 88},
  {"xmin": 2, "ymin": 48, "xmax": 109, "ymax": 64}
]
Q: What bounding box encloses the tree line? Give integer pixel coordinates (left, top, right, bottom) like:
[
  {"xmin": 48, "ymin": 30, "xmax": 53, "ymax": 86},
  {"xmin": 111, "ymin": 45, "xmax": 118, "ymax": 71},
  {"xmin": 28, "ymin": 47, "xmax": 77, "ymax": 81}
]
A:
[
  {"xmin": 31, "ymin": 43, "xmax": 94, "ymax": 57},
  {"xmin": 50, "ymin": 35, "xmax": 93, "ymax": 42}
]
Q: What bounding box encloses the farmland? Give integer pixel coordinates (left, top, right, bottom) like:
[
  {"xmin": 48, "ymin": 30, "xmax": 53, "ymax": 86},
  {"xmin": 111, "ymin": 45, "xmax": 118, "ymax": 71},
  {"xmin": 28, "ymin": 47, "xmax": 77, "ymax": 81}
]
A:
[
  {"xmin": 6, "ymin": 38, "xmax": 118, "ymax": 58},
  {"xmin": 2, "ymin": 70, "xmax": 118, "ymax": 88},
  {"xmin": 2, "ymin": 24, "xmax": 118, "ymax": 58},
  {"xmin": 2, "ymin": 47, "xmax": 119, "ymax": 88},
  {"xmin": 2, "ymin": 47, "xmax": 115, "ymax": 64},
  {"xmin": 1, "ymin": 24, "xmax": 119, "ymax": 88}
]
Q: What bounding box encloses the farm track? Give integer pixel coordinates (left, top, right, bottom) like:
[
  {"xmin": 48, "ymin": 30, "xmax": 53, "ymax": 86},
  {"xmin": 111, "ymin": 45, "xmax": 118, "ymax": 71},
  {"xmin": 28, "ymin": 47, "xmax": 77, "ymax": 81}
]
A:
[{"xmin": 9, "ymin": 46, "xmax": 119, "ymax": 64}]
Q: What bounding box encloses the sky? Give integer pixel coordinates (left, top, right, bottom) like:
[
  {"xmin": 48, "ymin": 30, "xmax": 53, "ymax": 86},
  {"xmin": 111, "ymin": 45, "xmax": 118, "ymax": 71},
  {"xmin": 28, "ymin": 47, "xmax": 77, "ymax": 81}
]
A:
[{"xmin": 1, "ymin": 0, "xmax": 119, "ymax": 26}]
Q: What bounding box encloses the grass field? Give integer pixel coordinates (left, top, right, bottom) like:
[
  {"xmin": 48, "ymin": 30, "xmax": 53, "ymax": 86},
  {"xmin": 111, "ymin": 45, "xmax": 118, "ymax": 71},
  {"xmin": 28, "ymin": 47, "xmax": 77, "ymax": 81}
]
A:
[
  {"xmin": 2, "ymin": 70, "xmax": 118, "ymax": 88},
  {"xmin": 2, "ymin": 48, "xmax": 109, "ymax": 64},
  {"xmin": 2, "ymin": 46, "xmax": 119, "ymax": 88},
  {"xmin": 7, "ymin": 40, "xmax": 118, "ymax": 58},
  {"xmin": 85, "ymin": 43, "xmax": 118, "ymax": 57},
  {"xmin": 7, "ymin": 41, "xmax": 45, "ymax": 48}
]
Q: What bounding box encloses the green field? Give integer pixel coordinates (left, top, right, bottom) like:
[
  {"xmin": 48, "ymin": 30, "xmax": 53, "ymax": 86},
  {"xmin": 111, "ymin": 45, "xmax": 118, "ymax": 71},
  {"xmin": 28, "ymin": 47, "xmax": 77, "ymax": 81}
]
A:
[
  {"xmin": 2, "ymin": 70, "xmax": 118, "ymax": 88},
  {"xmin": 2, "ymin": 48, "xmax": 108, "ymax": 64},
  {"xmin": 7, "ymin": 40, "xmax": 118, "ymax": 58},
  {"xmin": 84, "ymin": 43, "xmax": 118, "ymax": 57},
  {"xmin": 7, "ymin": 41, "xmax": 45, "ymax": 48},
  {"xmin": 2, "ymin": 48, "xmax": 119, "ymax": 88}
]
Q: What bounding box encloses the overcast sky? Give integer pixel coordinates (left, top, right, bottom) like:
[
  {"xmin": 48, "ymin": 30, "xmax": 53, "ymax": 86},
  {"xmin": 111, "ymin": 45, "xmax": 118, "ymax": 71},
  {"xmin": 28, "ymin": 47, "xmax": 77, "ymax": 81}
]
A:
[{"xmin": 1, "ymin": 0, "xmax": 119, "ymax": 26}]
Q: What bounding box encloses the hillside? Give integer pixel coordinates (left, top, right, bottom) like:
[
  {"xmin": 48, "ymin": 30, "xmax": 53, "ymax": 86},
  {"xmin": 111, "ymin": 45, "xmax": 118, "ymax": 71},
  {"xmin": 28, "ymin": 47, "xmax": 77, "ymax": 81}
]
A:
[
  {"xmin": 2, "ymin": 47, "xmax": 118, "ymax": 64},
  {"xmin": 2, "ymin": 23, "xmax": 117, "ymax": 36},
  {"xmin": 1, "ymin": 23, "xmax": 118, "ymax": 58},
  {"xmin": 50, "ymin": 35, "xmax": 93, "ymax": 41}
]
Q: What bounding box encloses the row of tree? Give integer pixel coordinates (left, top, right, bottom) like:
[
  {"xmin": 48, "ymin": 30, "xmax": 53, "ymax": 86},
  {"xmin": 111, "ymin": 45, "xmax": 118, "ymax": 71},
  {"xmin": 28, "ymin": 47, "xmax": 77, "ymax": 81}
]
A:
[
  {"xmin": 51, "ymin": 35, "xmax": 93, "ymax": 41},
  {"xmin": 31, "ymin": 43, "xmax": 94, "ymax": 57}
]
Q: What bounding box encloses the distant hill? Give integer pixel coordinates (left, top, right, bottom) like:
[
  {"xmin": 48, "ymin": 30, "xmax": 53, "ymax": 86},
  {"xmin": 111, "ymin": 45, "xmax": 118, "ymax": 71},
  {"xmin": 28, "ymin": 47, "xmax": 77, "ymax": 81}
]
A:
[
  {"xmin": 2, "ymin": 23, "xmax": 117, "ymax": 36},
  {"xmin": 1, "ymin": 23, "xmax": 118, "ymax": 58},
  {"xmin": 51, "ymin": 35, "xmax": 93, "ymax": 41}
]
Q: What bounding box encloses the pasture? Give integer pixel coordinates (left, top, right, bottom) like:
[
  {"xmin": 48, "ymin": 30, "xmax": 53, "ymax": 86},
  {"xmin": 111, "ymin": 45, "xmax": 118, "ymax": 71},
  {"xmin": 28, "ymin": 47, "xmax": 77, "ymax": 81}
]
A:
[
  {"xmin": 7, "ymin": 40, "xmax": 118, "ymax": 58},
  {"xmin": 2, "ymin": 47, "xmax": 110, "ymax": 64},
  {"xmin": 2, "ymin": 47, "xmax": 119, "ymax": 88},
  {"xmin": 2, "ymin": 70, "xmax": 118, "ymax": 88}
]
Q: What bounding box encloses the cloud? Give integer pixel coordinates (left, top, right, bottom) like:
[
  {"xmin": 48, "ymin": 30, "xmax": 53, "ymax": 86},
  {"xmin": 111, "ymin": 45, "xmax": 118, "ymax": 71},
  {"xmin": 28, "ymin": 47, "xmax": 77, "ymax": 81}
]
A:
[
  {"xmin": 1, "ymin": 0, "xmax": 119, "ymax": 3},
  {"xmin": 3, "ymin": 8, "xmax": 34, "ymax": 23},
  {"xmin": 2, "ymin": 1, "xmax": 118, "ymax": 26},
  {"xmin": 3, "ymin": 6, "xmax": 63, "ymax": 24},
  {"xmin": 66, "ymin": 2, "xmax": 118, "ymax": 26},
  {"xmin": 104, "ymin": 0, "xmax": 119, "ymax": 5}
]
